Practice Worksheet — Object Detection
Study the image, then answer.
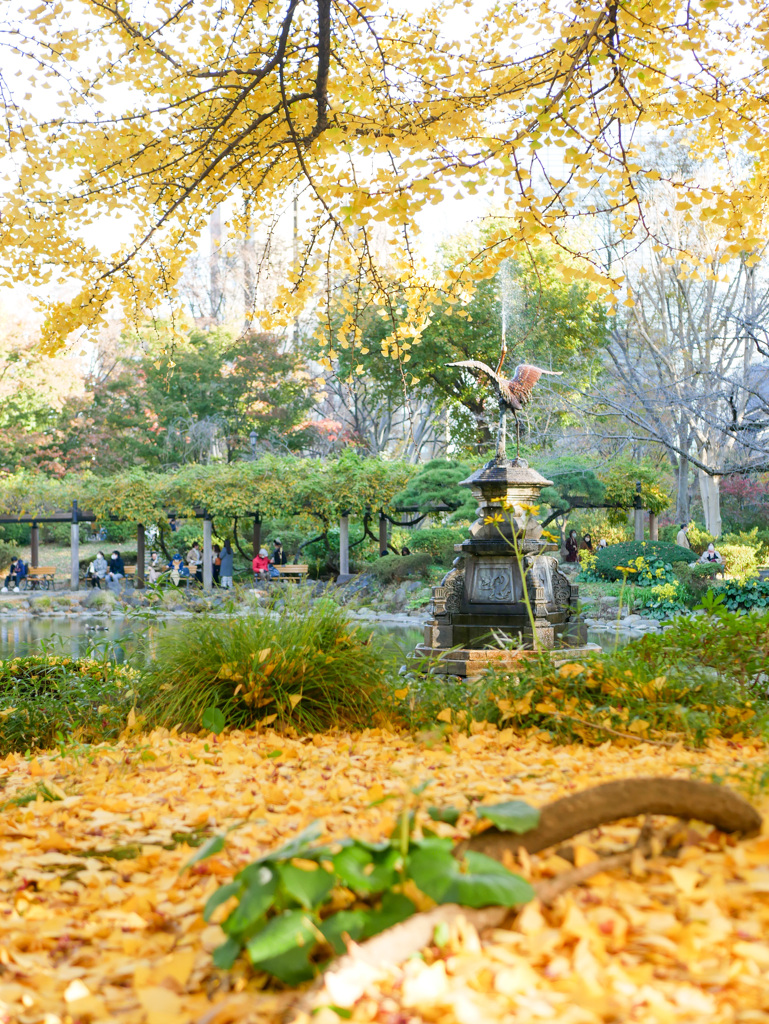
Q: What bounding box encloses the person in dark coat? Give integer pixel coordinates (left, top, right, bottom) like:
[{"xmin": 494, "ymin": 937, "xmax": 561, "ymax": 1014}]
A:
[
  {"xmin": 219, "ymin": 540, "xmax": 234, "ymax": 588},
  {"xmin": 565, "ymin": 530, "xmax": 580, "ymax": 563},
  {"xmin": 106, "ymin": 550, "xmax": 125, "ymax": 589},
  {"xmin": 272, "ymin": 539, "xmax": 287, "ymax": 566}
]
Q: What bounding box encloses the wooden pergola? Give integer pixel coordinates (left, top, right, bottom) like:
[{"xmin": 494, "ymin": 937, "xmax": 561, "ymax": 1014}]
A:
[{"xmin": 0, "ymin": 501, "xmax": 457, "ymax": 591}]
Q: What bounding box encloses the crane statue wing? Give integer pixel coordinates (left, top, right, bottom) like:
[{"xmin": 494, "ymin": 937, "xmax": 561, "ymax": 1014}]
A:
[
  {"xmin": 510, "ymin": 363, "xmax": 563, "ymax": 401},
  {"xmin": 448, "ymin": 359, "xmax": 508, "ymax": 390}
]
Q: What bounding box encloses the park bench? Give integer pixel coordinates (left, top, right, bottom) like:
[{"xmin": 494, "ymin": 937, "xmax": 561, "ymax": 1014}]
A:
[
  {"xmin": 271, "ymin": 564, "xmax": 309, "ymax": 584},
  {"xmin": 22, "ymin": 567, "xmax": 57, "ymax": 591}
]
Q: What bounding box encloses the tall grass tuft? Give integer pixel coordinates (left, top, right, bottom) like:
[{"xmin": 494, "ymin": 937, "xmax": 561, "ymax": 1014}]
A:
[{"xmin": 141, "ymin": 594, "xmax": 393, "ymax": 733}]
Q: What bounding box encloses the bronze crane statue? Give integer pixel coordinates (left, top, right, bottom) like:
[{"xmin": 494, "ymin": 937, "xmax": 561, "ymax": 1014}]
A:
[{"xmin": 449, "ymin": 343, "xmax": 562, "ymax": 461}]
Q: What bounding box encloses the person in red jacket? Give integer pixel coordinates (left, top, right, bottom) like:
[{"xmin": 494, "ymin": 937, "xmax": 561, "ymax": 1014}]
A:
[{"xmin": 253, "ymin": 547, "xmax": 270, "ymax": 584}]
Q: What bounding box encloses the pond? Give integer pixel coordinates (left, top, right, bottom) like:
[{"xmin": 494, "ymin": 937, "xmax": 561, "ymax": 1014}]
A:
[{"xmin": 0, "ymin": 615, "xmax": 617, "ymax": 663}]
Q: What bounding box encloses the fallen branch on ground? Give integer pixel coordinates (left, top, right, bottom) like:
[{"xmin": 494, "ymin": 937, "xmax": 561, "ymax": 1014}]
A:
[{"xmin": 288, "ymin": 779, "xmax": 761, "ymax": 1022}]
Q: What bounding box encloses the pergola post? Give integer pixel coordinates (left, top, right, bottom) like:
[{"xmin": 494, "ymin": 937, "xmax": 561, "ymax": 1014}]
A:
[
  {"xmin": 30, "ymin": 521, "xmax": 39, "ymax": 567},
  {"xmin": 136, "ymin": 523, "xmax": 145, "ymax": 588},
  {"xmin": 633, "ymin": 482, "xmax": 645, "ymax": 542},
  {"xmin": 252, "ymin": 514, "xmax": 261, "ymax": 558},
  {"xmin": 379, "ymin": 512, "xmax": 388, "ymax": 555},
  {"xmin": 339, "ymin": 514, "xmax": 350, "ymax": 579},
  {"xmin": 649, "ymin": 512, "xmax": 658, "ymax": 541},
  {"xmin": 203, "ymin": 515, "xmax": 213, "ymax": 592},
  {"xmin": 70, "ymin": 501, "xmax": 80, "ymax": 591}
]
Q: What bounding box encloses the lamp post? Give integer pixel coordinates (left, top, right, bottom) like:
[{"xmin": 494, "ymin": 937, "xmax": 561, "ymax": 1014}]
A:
[{"xmin": 249, "ymin": 430, "xmax": 257, "ymax": 459}]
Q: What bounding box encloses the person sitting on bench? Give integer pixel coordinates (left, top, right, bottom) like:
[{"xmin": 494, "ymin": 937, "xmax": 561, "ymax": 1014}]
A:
[
  {"xmin": 106, "ymin": 550, "xmax": 125, "ymax": 589},
  {"xmin": 253, "ymin": 547, "xmax": 270, "ymax": 584},
  {"xmin": 2, "ymin": 557, "xmax": 26, "ymax": 592},
  {"xmin": 86, "ymin": 550, "xmax": 108, "ymax": 588}
]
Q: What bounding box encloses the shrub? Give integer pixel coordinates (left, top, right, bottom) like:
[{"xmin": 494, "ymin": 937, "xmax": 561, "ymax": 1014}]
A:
[
  {"xmin": 718, "ymin": 544, "xmax": 759, "ymax": 582},
  {"xmin": 594, "ymin": 541, "xmax": 696, "ymax": 581},
  {"xmin": 405, "ymin": 526, "xmax": 465, "ymax": 565},
  {"xmin": 721, "ymin": 528, "xmax": 769, "ymax": 563},
  {"xmin": 140, "ymin": 593, "xmax": 392, "ymax": 733},
  {"xmin": 393, "ymin": 609, "xmax": 769, "ymax": 746},
  {"xmin": 685, "ymin": 522, "xmax": 715, "ymax": 554},
  {"xmin": 0, "ymin": 656, "xmax": 139, "ymax": 754},
  {"xmin": 364, "ymin": 552, "xmax": 433, "ymax": 584},
  {"xmin": 673, "ymin": 561, "xmax": 717, "ymax": 600}
]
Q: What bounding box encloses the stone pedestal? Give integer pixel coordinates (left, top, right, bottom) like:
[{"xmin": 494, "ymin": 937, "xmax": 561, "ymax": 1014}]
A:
[{"xmin": 414, "ymin": 456, "xmax": 592, "ymax": 677}]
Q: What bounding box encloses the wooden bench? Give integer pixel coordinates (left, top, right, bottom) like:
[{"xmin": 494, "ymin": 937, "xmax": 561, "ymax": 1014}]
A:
[
  {"xmin": 270, "ymin": 564, "xmax": 309, "ymax": 584},
  {"xmin": 22, "ymin": 567, "xmax": 57, "ymax": 591}
]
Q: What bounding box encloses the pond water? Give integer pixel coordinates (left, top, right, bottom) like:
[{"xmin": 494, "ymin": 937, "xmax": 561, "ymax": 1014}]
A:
[{"xmin": 0, "ymin": 615, "xmax": 615, "ymax": 663}]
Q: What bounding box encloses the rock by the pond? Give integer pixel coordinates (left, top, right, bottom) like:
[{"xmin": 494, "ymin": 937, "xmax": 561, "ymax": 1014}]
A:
[{"xmin": 83, "ymin": 589, "xmax": 119, "ymax": 609}]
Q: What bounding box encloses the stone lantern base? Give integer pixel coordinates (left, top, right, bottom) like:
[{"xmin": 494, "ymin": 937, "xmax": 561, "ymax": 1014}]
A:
[{"xmin": 413, "ymin": 455, "xmax": 598, "ymax": 679}]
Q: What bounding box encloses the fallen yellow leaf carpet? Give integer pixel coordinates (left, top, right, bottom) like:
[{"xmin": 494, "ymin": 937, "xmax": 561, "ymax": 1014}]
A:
[{"xmin": 0, "ymin": 726, "xmax": 767, "ymax": 1024}]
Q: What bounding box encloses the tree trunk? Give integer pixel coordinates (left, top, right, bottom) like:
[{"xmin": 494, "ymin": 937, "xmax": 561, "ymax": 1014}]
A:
[
  {"xmin": 675, "ymin": 457, "xmax": 689, "ymax": 524},
  {"xmin": 698, "ymin": 466, "xmax": 722, "ymax": 537}
]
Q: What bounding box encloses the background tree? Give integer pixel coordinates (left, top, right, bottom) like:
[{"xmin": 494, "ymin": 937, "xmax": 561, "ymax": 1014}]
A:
[
  {"xmin": 593, "ymin": 204, "xmax": 769, "ymax": 534},
  {"xmin": 321, "ymin": 236, "xmax": 608, "ymax": 459}
]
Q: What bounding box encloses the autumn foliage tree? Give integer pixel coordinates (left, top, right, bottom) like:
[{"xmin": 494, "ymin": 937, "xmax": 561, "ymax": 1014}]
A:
[{"xmin": 2, "ymin": 0, "xmax": 769, "ymax": 363}]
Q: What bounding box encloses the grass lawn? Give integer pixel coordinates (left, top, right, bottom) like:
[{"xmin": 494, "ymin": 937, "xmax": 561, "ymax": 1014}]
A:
[{"xmin": 0, "ymin": 727, "xmax": 766, "ymax": 1023}]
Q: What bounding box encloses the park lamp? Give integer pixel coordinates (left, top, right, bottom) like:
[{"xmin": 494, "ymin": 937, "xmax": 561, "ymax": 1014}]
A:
[{"xmin": 249, "ymin": 430, "xmax": 258, "ymax": 458}]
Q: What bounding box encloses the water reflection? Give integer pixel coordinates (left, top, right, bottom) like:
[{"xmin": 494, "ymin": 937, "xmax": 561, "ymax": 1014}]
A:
[
  {"xmin": 0, "ymin": 617, "xmax": 140, "ymax": 662},
  {"xmin": 0, "ymin": 615, "xmax": 618, "ymax": 665}
]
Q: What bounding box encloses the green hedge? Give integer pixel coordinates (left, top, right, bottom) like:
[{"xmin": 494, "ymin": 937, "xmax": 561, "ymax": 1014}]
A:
[
  {"xmin": 595, "ymin": 541, "xmax": 697, "ymax": 581},
  {"xmin": 406, "ymin": 527, "xmax": 465, "ymax": 565}
]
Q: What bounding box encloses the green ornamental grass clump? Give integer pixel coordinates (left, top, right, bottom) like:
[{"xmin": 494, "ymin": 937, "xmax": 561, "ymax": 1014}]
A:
[
  {"xmin": 141, "ymin": 594, "xmax": 392, "ymax": 733},
  {"xmin": 595, "ymin": 541, "xmax": 697, "ymax": 581},
  {"xmin": 0, "ymin": 656, "xmax": 139, "ymax": 754}
]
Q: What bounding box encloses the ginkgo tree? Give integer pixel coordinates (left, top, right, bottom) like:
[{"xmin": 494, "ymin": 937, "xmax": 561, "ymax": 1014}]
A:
[{"xmin": 2, "ymin": 0, "xmax": 769, "ymax": 359}]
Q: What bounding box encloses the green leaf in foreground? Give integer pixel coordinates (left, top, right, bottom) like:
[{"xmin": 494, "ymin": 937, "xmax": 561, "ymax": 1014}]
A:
[
  {"xmin": 203, "ymin": 880, "xmax": 241, "ymax": 922},
  {"xmin": 319, "ymin": 909, "xmax": 368, "ymax": 955},
  {"xmin": 279, "ymin": 861, "xmax": 335, "ymax": 909},
  {"xmin": 212, "ymin": 935, "xmax": 241, "ymax": 970},
  {"xmin": 408, "ymin": 847, "xmax": 535, "ymax": 908},
  {"xmin": 476, "ymin": 799, "xmax": 540, "ymax": 834},
  {"xmin": 181, "ymin": 833, "xmax": 225, "ymax": 871},
  {"xmin": 223, "ymin": 866, "xmax": 278, "ymax": 937},
  {"xmin": 246, "ymin": 910, "xmax": 317, "ymax": 965},
  {"xmin": 201, "ymin": 706, "xmax": 226, "ymax": 734},
  {"xmin": 332, "ymin": 843, "xmax": 400, "ymax": 894},
  {"xmin": 255, "ymin": 821, "xmax": 324, "ymax": 864},
  {"xmin": 361, "ymin": 891, "xmax": 416, "ymax": 938},
  {"xmin": 428, "ymin": 805, "xmax": 462, "ymax": 825}
]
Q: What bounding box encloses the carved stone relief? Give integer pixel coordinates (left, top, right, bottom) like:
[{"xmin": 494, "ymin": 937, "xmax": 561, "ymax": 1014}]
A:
[{"xmin": 439, "ymin": 567, "xmax": 465, "ymax": 614}]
